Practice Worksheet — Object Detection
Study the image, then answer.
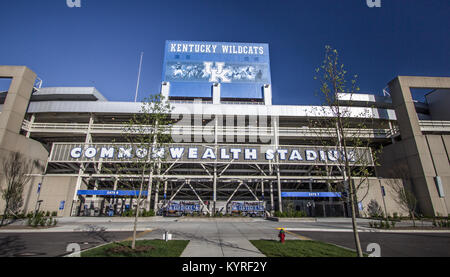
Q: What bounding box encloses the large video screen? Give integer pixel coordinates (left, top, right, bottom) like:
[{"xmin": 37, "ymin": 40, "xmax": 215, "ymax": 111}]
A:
[{"xmin": 162, "ymin": 40, "xmax": 271, "ymax": 99}]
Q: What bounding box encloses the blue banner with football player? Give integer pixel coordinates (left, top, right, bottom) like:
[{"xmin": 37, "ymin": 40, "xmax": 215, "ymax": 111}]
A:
[{"xmin": 229, "ymin": 201, "xmax": 266, "ymax": 217}]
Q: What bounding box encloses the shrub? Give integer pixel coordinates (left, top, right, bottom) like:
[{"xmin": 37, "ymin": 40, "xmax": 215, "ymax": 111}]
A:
[
  {"xmin": 27, "ymin": 213, "xmax": 58, "ymax": 228},
  {"xmin": 367, "ymin": 200, "xmax": 384, "ymax": 218},
  {"xmin": 142, "ymin": 209, "xmax": 155, "ymax": 217},
  {"xmin": 51, "ymin": 211, "xmax": 57, "ymax": 217}
]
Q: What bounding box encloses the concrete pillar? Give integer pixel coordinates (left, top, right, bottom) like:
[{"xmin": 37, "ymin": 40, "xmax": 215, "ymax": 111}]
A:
[
  {"xmin": 163, "ymin": 180, "xmax": 168, "ymax": 202},
  {"xmin": 153, "ymin": 175, "xmax": 160, "ymax": 211},
  {"xmin": 25, "ymin": 114, "xmax": 35, "ymax": 138},
  {"xmin": 261, "ymin": 180, "xmax": 265, "ymax": 200},
  {"xmin": 113, "ymin": 177, "xmax": 118, "ymax": 206},
  {"xmin": 93, "ymin": 179, "xmax": 98, "ymax": 200},
  {"xmin": 86, "ymin": 114, "xmax": 94, "ymax": 143},
  {"xmin": 263, "ymin": 84, "xmax": 272, "ymax": 106},
  {"xmin": 0, "ymin": 66, "xmax": 48, "ymax": 165},
  {"xmin": 161, "ymin": 82, "xmax": 170, "ymax": 101},
  {"xmin": 146, "ymin": 169, "xmax": 153, "ymax": 210},
  {"xmin": 213, "ymin": 83, "xmax": 221, "ymax": 104},
  {"xmin": 269, "ymin": 181, "xmax": 274, "ymax": 214},
  {"xmin": 388, "ymin": 76, "xmax": 450, "ymax": 216},
  {"xmin": 273, "ymin": 117, "xmax": 282, "ymax": 212},
  {"xmin": 213, "ymin": 116, "xmax": 218, "ymax": 215}
]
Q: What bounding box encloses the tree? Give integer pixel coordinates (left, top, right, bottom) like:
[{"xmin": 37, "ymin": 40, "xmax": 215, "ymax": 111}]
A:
[
  {"xmin": 367, "ymin": 199, "xmax": 384, "ymax": 218},
  {"xmin": 121, "ymin": 93, "xmax": 173, "ymax": 249},
  {"xmin": 1, "ymin": 152, "xmax": 43, "ymax": 226},
  {"xmin": 311, "ymin": 45, "xmax": 381, "ymax": 257},
  {"xmin": 387, "ymin": 165, "xmax": 418, "ymax": 227}
]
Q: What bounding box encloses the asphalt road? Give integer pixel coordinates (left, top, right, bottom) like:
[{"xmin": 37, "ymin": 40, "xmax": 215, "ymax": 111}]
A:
[
  {"xmin": 292, "ymin": 231, "xmax": 450, "ymax": 257},
  {"xmin": 0, "ymin": 231, "xmax": 135, "ymax": 257}
]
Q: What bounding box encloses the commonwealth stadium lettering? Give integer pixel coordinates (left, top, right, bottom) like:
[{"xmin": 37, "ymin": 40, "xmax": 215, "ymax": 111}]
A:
[{"xmin": 50, "ymin": 143, "xmax": 373, "ymax": 165}]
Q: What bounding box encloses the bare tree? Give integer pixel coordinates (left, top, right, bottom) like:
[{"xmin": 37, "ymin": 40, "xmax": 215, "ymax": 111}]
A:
[
  {"xmin": 1, "ymin": 152, "xmax": 43, "ymax": 226},
  {"xmin": 387, "ymin": 165, "xmax": 417, "ymax": 227},
  {"xmin": 311, "ymin": 45, "xmax": 382, "ymax": 257}
]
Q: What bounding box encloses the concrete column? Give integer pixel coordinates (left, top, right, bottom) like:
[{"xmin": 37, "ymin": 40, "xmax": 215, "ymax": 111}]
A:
[
  {"xmin": 161, "ymin": 82, "xmax": 170, "ymax": 101},
  {"xmin": 263, "ymin": 84, "xmax": 272, "ymax": 106},
  {"xmin": 25, "ymin": 114, "xmax": 35, "ymax": 138},
  {"xmin": 113, "ymin": 177, "xmax": 118, "ymax": 206},
  {"xmin": 93, "ymin": 179, "xmax": 98, "ymax": 200},
  {"xmin": 276, "ymin": 166, "xmax": 282, "ymax": 212},
  {"xmin": 163, "ymin": 180, "xmax": 168, "ymax": 202},
  {"xmin": 269, "ymin": 181, "xmax": 274, "ymax": 214},
  {"xmin": 146, "ymin": 169, "xmax": 153, "ymax": 210},
  {"xmin": 0, "ymin": 66, "xmax": 48, "ymax": 168},
  {"xmin": 213, "ymin": 116, "xmax": 218, "ymax": 215},
  {"xmin": 261, "ymin": 180, "xmax": 265, "ymax": 200},
  {"xmin": 71, "ymin": 168, "xmax": 84, "ymax": 216},
  {"xmin": 153, "ymin": 164, "xmax": 161, "ymax": 211},
  {"xmin": 86, "ymin": 114, "xmax": 94, "ymax": 143},
  {"xmin": 273, "ymin": 117, "xmax": 282, "ymax": 212},
  {"xmin": 388, "ymin": 121, "xmax": 396, "ymax": 144},
  {"xmin": 388, "ymin": 76, "xmax": 450, "ymax": 216},
  {"xmin": 213, "ymin": 83, "xmax": 221, "ymax": 104}
]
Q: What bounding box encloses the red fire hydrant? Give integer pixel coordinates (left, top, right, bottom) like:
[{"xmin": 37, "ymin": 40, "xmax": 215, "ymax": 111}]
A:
[{"xmin": 278, "ymin": 229, "xmax": 286, "ymax": 243}]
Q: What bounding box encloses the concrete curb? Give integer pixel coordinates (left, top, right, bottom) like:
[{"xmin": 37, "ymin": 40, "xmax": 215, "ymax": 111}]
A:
[
  {"xmin": 285, "ymin": 227, "xmax": 450, "ymax": 233},
  {"xmin": 0, "ymin": 227, "xmax": 153, "ymax": 233},
  {"xmin": 175, "ymin": 217, "xmax": 261, "ymax": 222},
  {"xmin": 266, "ymin": 217, "xmax": 317, "ymax": 222}
]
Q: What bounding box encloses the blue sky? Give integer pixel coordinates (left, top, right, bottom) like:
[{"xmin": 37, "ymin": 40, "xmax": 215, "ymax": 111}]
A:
[{"xmin": 0, "ymin": 0, "xmax": 449, "ymax": 105}]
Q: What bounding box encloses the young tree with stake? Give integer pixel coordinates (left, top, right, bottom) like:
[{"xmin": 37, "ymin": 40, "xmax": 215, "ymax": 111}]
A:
[
  {"xmin": 312, "ymin": 46, "xmax": 381, "ymax": 257},
  {"xmin": 121, "ymin": 93, "xmax": 172, "ymax": 250}
]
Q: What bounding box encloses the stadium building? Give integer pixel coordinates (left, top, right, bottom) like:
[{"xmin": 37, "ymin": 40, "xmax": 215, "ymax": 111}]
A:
[{"xmin": 0, "ymin": 41, "xmax": 449, "ymax": 218}]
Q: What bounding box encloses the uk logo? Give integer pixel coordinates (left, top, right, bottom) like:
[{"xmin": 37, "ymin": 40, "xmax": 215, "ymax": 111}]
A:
[{"xmin": 203, "ymin": 62, "xmax": 231, "ymax": 83}]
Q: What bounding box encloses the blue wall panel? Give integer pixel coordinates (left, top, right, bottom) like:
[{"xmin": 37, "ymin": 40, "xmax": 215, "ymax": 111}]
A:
[
  {"xmin": 169, "ymin": 82, "xmax": 212, "ymax": 98},
  {"xmin": 221, "ymin": 83, "xmax": 263, "ymax": 99}
]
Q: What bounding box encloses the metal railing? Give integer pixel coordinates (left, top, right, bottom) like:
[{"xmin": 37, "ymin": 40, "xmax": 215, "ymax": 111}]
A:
[
  {"xmin": 419, "ymin": 120, "xmax": 450, "ymax": 133},
  {"xmin": 22, "ymin": 120, "xmax": 397, "ymax": 139}
]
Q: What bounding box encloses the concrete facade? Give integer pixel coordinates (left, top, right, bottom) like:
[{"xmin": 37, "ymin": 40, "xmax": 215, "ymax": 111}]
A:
[
  {"xmin": 356, "ymin": 178, "xmax": 409, "ymax": 217},
  {"xmin": 0, "ymin": 66, "xmax": 49, "ymax": 216},
  {"xmin": 380, "ymin": 76, "xmax": 450, "ymax": 216}
]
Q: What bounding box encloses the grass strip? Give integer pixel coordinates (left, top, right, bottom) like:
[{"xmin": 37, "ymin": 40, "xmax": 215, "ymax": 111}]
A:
[
  {"xmin": 250, "ymin": 240, "xmax": 359, "ymax": 257},
  {"xmin": 81, "ymin": 240, "xmax": 189, "ymax": 257}
]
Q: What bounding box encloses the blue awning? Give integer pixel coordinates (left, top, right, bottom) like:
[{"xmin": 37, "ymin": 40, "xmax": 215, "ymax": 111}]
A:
[
  {"xmin": 281, "ymin": 192, "xmax": 342, "ymax": 198},
  {"xmin": 77, "ymin": 190, "xmax": 148, "ymax": 196}
]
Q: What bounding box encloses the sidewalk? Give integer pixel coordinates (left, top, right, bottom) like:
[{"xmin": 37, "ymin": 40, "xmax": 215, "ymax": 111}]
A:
[
  {"xmin": 135, "ymin": 221, "xmax": 306, "ymax": 257},
  {"xmin": 180, "ymin": 238, "xmax": 265, "ymax": 257}
]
